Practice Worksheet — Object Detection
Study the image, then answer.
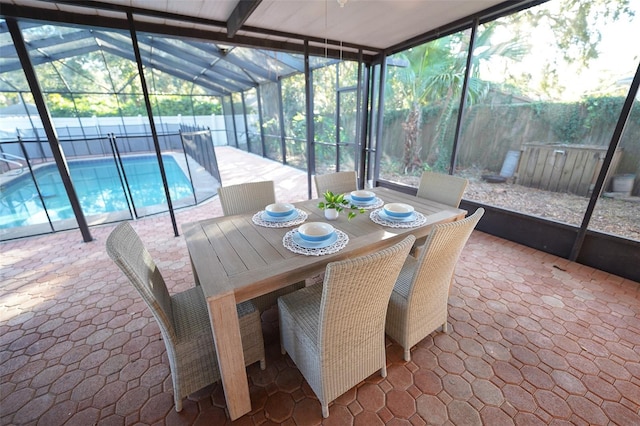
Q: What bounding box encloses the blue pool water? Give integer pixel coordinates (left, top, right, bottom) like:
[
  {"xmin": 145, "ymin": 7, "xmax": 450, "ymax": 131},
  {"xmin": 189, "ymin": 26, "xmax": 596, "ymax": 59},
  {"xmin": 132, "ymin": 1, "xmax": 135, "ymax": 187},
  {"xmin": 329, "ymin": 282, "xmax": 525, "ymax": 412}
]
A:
[{"xmin": 0, "ymin": 155, "xmax": 193, "ymax": 229}]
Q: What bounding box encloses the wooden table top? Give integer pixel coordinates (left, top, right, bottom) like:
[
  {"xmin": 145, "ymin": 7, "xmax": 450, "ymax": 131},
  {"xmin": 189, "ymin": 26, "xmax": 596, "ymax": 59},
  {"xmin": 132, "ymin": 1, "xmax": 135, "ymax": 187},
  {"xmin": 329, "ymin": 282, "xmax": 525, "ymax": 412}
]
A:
[{"xmin": 183, "ymin": 187, "xmax": 466, "ymax": 304}]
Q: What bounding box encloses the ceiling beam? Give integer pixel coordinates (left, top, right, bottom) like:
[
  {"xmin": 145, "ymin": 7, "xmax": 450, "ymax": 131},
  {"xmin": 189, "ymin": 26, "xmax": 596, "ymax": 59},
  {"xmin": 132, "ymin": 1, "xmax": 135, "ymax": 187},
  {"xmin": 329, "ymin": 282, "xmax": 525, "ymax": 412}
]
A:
[
  {"xmin": 95, "ymin": 33, "xmax": 237, "ymax": 94},
  {"xmin": 150, "ymin": 24, "xmax": 367, "ymax": 62},
  {"xmin": 1, "ymin": 45, "xmax": 102, "ymax": 73},
  {"xmin": 136, "ymin": 36, "xmax": 257, "ymax": 87},
  {"xmin": 227, "ymin": 0, "xmax": 262, "ymax": 38},
  {"xmin": 0, "ymin": 3, "xmax": 377, "ymax": 62},
  {"xmin": 99, "ymin": 44, "xmax": 230, "ymax": 96},
  {"xmin": 0, "ymin": 4, "xmax": 130, "ymax": 30},
  {"xmin": 386, "ymin": 0, "xmax": 544, "ymax": 56},
  {"xmin": 184, "ymin": 41, "xmax": 275, "ymax": 82},
  {"xmin": 258, "ymin": 50, "xmax": 305, "ymax": 73},
  {"xmin": 19, "ymin": 28, "xmax": 94, "ymax": 50}
]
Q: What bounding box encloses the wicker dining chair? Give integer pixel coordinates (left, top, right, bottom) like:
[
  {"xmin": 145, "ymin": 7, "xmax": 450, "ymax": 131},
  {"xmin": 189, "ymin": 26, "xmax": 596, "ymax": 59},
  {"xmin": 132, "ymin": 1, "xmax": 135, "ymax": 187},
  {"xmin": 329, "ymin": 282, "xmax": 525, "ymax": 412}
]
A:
[
  {"xmin": 314, "ymin": 171, "xmax": 358, "ymax": 197},
  {"xmin": 385, "ymin": 208, "xmax": 484, "ymax": 362},
  {"xmin": 413, "ymin": 171, "xmax": 470, "ymax": 255},
  {"xmin": 218, "ymin": 180, "xmax": 305, "ymax": 312},
  {"xmin": 106, "ymin": 222, "xmax": 265, "ymax": 412},
  {"xmin": 219, "ymin": 180, "xmax": 277, "ymax": 216},
  {"xmin": 278, "ymin": 235, "xmax": 415, "ymax": 418},
  {"xmin": 416, "ymin": 171, "xmax": 468, "ymax": 208}
]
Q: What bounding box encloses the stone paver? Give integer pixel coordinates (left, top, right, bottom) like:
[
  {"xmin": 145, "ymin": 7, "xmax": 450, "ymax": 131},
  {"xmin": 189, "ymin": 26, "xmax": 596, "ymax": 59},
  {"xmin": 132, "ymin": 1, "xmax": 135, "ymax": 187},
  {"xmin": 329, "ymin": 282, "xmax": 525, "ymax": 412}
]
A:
[{"xmin": 1, "ymin": 147, "xmax": 639, "ymax": 425}]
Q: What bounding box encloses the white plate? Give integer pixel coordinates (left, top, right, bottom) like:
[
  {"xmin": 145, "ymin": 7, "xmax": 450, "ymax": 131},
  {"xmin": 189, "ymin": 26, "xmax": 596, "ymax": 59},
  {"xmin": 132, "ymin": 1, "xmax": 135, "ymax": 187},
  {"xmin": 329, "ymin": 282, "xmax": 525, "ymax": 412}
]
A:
[
  {"xmin": 378, "ymin": 209, "xmax": 416, "ymax": 222},
  {"xmin": 292, "ymin": 231, "xmax": 338, "ymax": 248},
  {"xmin": 346, "ymin": 195, "xmax": 379, "ymax": 206},
  {"xmin": 261, "ymin": 210, "xmax": 299, "ymax": 222}
]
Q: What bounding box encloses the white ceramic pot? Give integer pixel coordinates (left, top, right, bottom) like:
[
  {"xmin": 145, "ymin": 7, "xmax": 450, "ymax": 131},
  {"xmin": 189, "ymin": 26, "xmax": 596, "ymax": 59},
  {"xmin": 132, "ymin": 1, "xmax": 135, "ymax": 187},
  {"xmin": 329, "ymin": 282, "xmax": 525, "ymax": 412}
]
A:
[{"xmin": 324, "ymin": 208, "xmax": 339, "ymax": 220}]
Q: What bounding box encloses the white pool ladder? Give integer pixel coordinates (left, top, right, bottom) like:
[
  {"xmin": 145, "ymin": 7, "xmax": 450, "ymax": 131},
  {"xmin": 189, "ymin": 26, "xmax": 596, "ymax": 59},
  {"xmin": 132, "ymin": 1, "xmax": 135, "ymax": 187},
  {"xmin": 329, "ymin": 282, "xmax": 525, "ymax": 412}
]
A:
[{"xmin": 0, "ymin": 152, "xmax": 26, "ymax": 175}]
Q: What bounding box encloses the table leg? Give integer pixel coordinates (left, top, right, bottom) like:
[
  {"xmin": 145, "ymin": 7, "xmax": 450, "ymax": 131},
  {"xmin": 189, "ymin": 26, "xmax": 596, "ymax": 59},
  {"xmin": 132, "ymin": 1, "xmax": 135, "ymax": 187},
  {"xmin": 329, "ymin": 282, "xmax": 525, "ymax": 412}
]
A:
[{"xmin": 207, "ymin": 291, "xmax": 251, "ymax": 420}]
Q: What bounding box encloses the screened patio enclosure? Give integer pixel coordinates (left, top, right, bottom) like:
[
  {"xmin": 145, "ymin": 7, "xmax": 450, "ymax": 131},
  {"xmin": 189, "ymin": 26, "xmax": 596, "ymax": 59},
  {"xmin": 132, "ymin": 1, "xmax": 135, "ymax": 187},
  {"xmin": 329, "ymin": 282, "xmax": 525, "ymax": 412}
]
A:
[
  {"xmin": 0, "ymin": 0, "xmax": 639, "ymax": 283},
  {"xmin": 0, "ymin": 18, "xmax": 359, "ymax": 241}
]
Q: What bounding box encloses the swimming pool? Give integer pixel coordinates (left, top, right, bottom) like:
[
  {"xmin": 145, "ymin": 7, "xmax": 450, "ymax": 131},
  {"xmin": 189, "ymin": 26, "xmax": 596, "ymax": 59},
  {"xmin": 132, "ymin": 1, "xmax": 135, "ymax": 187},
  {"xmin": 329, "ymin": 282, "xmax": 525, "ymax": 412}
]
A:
[{"xmin": 0, "ymin": 155, "xmax": 194, "ymax": 229}]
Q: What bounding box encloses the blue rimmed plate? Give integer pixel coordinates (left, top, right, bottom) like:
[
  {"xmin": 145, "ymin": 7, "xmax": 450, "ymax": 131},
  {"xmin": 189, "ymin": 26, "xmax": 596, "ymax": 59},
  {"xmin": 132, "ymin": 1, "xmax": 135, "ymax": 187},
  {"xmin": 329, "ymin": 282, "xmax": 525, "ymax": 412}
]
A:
[
  {"xmin": 377, "ymin": 209, "xmax": 416, "ymax": 222},
  {"xmin": 292, "ymin": 230, "xmax": 338, "ymax": 249},
  {"xmin": 261, "ymin": 209, "xmax": 299, "ymax": 222},
  {"xmin": 346, "ymin": 195, "xmax": 379, "ymax": 206},
  {"xmin": 350, "ymin": 190, "xmax": 376, "ymax": 203}
]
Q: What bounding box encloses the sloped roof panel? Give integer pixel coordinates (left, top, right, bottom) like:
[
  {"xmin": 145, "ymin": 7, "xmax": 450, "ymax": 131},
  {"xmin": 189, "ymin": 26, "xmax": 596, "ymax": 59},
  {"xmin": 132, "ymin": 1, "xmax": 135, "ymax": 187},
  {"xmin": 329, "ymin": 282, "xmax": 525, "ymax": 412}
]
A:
[{"xmin": 0, "ymin": 18, "xmax": 335, "ymax": 96}]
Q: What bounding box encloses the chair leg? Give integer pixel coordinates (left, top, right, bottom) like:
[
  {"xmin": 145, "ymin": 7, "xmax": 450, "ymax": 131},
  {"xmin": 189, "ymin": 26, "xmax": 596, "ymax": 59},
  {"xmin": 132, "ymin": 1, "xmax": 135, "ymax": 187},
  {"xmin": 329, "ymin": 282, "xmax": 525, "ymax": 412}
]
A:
[
  {"xmin": 175, "ymin": 397, "xmax": 183, "ymax": 412},
  {"xmin": 404, "ymin": 349, "xmax": 411, "ymax": 362},
  {"xmin": 279, "ymin": 321, "xmax": 285, "ymax": 354},
  {"xmin": 260, "ymin": 358, "xmax": 266, "ymax": 370},
  {"xmin": 322, "ymin": 403, "xmax": 329, "ymax": 418},
  {"xmin": 381, "ymin": 365, "xmax": 387, "ymax": 378},
  {"xmin": 442, "ymin": 321, "xmax": 448, "ymax": 333}
]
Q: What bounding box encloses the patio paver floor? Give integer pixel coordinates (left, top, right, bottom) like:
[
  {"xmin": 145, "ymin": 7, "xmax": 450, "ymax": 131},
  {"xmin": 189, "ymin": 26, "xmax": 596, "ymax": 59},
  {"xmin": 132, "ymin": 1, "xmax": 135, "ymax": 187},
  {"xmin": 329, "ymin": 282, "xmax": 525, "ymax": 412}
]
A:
[{"xmin": 1, "ymin": 147, "xmax": 639, "ymax": 425}]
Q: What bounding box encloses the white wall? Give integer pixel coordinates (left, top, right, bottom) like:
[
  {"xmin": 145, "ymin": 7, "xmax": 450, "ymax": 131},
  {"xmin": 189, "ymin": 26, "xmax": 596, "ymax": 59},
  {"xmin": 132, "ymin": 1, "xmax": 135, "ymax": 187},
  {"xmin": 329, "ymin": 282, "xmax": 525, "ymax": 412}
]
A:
[{"xmin": 0, "ymin": 114, "xmax": 229, "ymax": 145}]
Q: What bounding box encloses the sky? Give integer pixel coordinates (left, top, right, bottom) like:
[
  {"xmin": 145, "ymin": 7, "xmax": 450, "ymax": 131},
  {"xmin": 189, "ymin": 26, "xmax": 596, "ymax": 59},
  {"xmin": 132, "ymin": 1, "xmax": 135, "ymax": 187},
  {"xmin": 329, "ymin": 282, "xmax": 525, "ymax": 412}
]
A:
[{"xmin": 483, "ymin": 1, "xmax": 640, "ymax": 102}]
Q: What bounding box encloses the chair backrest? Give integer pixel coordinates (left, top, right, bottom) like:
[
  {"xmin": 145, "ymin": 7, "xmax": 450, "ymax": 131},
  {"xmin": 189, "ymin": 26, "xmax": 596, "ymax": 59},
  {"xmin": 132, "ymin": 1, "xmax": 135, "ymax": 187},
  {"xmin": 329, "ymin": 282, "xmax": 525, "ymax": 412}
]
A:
[
  {"xmin": 416, "ymin": 171, "xmax": 468, "ymax": 207},
  {"xmin": 408, "ymin": 208, "xmax": 484, "ymax": 310},
  {"xmin": 318, "ymin": 235, "xmax": 415, "ymax": 360},
  {"xmin": 314, "ymin": 171, "xmax": 358, "ymax": 197},
  {"xmin": 106, "ymin": 222, "xmax": 176, "ymax": 341},
  {"xmin": 218, "ymin": 180, "xmax": 276, "ymax": 216}
]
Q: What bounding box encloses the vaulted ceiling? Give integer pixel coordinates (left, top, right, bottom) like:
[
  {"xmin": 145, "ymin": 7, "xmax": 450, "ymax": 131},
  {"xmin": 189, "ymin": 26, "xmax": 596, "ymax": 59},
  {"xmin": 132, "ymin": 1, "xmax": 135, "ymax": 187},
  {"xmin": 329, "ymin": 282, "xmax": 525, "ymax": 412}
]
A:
[
  {"xmin": 1, "ymin": 0, "xmax": 514, "ymax": 57},
  {"xmin": 0, "ymin": 0, "xmax": 522, "ymax": 95}
]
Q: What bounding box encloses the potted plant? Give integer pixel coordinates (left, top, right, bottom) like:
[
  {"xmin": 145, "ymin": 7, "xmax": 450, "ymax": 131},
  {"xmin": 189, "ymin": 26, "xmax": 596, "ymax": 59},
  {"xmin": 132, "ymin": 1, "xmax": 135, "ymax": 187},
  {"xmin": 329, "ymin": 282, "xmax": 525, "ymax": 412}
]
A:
[{"xmin": 317, "ymin": 191, "xmax": 365, "ymax": 220}]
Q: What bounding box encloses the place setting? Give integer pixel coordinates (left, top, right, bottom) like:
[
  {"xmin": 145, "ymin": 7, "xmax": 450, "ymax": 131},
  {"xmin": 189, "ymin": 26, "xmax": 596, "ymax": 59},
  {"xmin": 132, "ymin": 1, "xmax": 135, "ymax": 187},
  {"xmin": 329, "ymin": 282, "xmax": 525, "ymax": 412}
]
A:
[
  {"xmin": 252, "ymin": 202, "xmax": 308, "ymax": 228},
  {"xmin": 283, "ymin": 222, "xmax": 349, "ymax": 256},
  {"xmin": 370, "ymin": 202, "xmax": 428, "ymax": 228},
  {"xmin": 344, "ymin": 190, "xmax": 384, "ymax": 209}
]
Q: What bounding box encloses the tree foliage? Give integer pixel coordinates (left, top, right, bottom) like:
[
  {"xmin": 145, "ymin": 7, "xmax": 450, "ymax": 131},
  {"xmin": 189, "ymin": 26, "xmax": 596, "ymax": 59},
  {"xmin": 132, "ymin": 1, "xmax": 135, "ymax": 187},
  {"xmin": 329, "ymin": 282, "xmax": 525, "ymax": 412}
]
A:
[
  {"xmin": 517, "ymin": 0, "xmax": 634, "ymax": 67},
  {"xmin": 385, "ymin": 0, "xmax": 635, "ymax": 174},
  {"xmin": 3, "ymin": 45, "xmax": 222, "ymax": 118},
  {"xmin": 387, "ymin": 22, "xmax": 526, "ymax": 173}
]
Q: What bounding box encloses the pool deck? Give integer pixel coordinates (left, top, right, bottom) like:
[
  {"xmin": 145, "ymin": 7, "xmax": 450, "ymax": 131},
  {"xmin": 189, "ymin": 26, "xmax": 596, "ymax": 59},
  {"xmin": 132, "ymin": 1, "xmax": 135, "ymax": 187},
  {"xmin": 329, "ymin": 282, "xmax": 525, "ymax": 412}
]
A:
[{"xmin": 1, "ymin": 146, "xmax": 639, "ymax": 425}]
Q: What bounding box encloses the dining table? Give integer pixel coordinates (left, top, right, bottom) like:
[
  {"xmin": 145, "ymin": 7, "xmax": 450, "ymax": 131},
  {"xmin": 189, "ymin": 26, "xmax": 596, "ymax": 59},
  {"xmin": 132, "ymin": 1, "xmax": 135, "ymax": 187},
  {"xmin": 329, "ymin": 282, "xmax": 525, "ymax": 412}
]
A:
[{"xmin": 182, "ymin": 186, "xmax": 467, "ymax": 420}]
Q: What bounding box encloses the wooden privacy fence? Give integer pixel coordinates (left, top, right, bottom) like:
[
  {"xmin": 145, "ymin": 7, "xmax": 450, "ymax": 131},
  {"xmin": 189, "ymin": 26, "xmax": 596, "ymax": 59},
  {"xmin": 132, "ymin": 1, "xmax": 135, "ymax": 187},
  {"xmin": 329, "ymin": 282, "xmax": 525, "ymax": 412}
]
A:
[{"xmin": 516, "ymin": 143, "xmax": 622, "ymax": 196}]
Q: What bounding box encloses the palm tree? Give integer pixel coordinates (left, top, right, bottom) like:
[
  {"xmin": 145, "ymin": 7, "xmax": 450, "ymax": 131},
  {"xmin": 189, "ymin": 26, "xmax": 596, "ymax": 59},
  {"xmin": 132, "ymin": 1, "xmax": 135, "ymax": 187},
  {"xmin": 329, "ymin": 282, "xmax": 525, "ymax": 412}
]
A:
[{"xmin": 390, "ymin": 23, "xmax": 527, "ymax": 173}]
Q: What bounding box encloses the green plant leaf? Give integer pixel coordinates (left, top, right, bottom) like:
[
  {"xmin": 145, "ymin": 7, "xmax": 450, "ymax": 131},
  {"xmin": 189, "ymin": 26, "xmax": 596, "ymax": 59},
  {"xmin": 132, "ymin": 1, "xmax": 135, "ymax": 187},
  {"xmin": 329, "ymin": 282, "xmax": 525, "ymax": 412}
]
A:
[{"xmin": 319, "ymin": 189, "xmax": 368, "ymax": 219}]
